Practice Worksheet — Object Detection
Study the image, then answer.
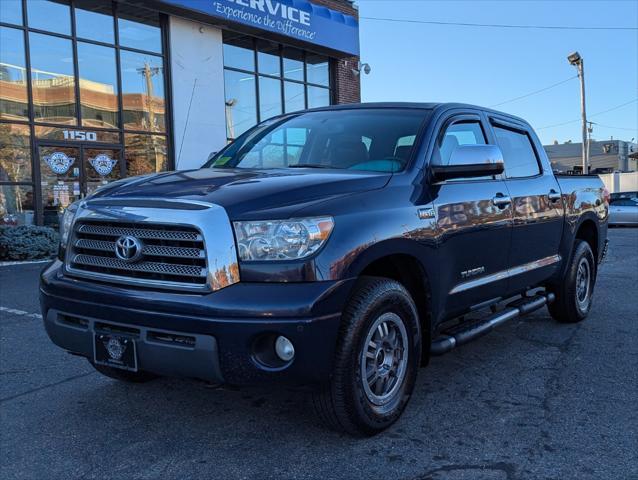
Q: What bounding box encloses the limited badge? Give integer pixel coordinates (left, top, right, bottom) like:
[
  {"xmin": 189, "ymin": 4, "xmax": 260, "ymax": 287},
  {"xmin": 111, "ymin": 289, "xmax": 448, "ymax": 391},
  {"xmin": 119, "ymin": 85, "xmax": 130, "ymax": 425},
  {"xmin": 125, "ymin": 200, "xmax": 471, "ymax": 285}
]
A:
[
  {"xmin": 89, "ymin": 153, "xmax": 117, "ymax": 176},
  {"xmin": 44, "ymin": 151, "xmax": 75, "ymax": 175}
]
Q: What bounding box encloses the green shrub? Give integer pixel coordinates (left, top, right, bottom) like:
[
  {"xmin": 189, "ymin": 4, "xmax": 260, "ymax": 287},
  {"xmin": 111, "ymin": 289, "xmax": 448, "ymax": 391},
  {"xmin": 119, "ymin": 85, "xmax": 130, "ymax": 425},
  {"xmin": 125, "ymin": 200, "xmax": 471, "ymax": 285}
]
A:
[{"xmin": 0, "ymin": 225, "xmax": 59, "ymax": 261}]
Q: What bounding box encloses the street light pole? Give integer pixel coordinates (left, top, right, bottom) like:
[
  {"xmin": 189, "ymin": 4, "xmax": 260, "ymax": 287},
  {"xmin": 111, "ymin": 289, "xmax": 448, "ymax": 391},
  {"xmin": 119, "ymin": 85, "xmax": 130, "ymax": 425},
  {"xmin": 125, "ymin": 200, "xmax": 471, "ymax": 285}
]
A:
[{"xmin": 568, "ymin": 52, "xmax": 589, "ymax": 174}]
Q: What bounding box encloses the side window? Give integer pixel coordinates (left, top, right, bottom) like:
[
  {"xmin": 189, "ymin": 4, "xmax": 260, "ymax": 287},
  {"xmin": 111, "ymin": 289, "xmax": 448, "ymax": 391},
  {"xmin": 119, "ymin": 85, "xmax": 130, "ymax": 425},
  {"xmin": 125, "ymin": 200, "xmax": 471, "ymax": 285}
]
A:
[
  {"xmin": 493, "ymin": 126, "xmax": 541, "ymax": 178},
  {"xmin": 433, "ymin": 121, "xmax": 486, "ymax": 167},
  {"xmin": 611, "ymin": 199, "xmax": 638, "ymax": 207}
]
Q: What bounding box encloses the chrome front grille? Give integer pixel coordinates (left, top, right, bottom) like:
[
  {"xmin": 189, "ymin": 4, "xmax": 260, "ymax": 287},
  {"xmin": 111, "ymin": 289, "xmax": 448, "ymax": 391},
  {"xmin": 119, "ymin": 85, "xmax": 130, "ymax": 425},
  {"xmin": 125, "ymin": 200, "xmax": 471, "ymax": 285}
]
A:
[
  {"xmin": 67, "ymin": 221, "xmax": 208, "ymax": 289},
  {"xmin": 76, "ymin": 223, "xmax": 201, "ymax": 241},
  {"xmin": 73, "ymin": 239, "xmax": 205, "ymax": 259}
]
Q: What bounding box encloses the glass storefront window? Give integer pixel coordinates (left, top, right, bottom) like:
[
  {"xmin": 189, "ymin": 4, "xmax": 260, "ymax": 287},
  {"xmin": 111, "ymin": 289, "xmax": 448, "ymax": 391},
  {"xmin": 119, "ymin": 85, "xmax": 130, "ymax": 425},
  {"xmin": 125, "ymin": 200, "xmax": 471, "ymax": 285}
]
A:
[
  {"xmin": 306, "ymin": 54, "xmax": 329, "ymax": 86},
  {"xmin": 0, "ymin": 0, "xmax": 23, "ymax": 26},
  {"xmin": 222, "ymin": 34, "xmax": 333, "ymax": 140},
  {"xmin": 307, "ymin": 86, "xmax": 330, "ymax": 109},
  {"xmin": 284, "ymin": 81, "xmax": 305, "ymax": 114},
  {"xmin": 27, "ymin": 0, "xmax": 71, "ymax": 36},
  {"xmin": 282, "ymin": 48, "xmax": 304, "ymax": 81},
  {"xmin": 224, "ymin": 70, "xmax": 256, "ymax": 139},
  {"xmin": 29, "ymin": 32, "xmax": 77, "ymax": 124},
  {"xmin": 0, "ymin": 184, "xmax": 34, "ymax": 226},
  {"xmin": 0, "ymin": 122, "xmax": 31, "ymax": 182},
  {"xmin": 75, "ymin": 2, "xmax": 114, "ymax": 44},
  {"xmin": 1, "ymin": 2, "xmax": 170, "ymax": 227},
  {"xmin": 257, "ymin": 41, "xmax": 280, "ymax": 77},
  {"xmin": 38, "ymin": 145, "xmax": 80, "ymax": 227},
  {"xmin": 259, "ymin": 76, "xmax": 282, "ymax": 121},
  {"xmin": 84, "ymin": 147, "xmax": 121, "ymax": 195},
  {"xmin": 124, "ymin": 133, "xmax": 167, "ymax": 176},
  {"xmin": 223, "ymin": 35, "xmax": 255, "ymax": 71},
  {"xmin": 118, "ymin": 12, "xmax": 162, "ymax": 54},
  {"xmin": 77, "ymin": 42, "xmax": 119, "ymax": 128},
  {"xmin": 120, "ymin": 50, "xmax": 165, "ymax": 132},
  {"xmin": 0, "ymin": 26, "xmax": 29, "ymax": 121}
]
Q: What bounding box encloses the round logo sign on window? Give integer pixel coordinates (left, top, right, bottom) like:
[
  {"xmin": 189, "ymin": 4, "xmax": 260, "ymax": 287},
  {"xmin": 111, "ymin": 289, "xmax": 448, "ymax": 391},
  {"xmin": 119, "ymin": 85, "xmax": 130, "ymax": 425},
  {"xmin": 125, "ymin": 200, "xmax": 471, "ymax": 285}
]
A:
[
  {"xmin": 44, "ymin": 152, "xmax": 75, "ymax": 175},
  {"xmin": 89, "ymin": 154, "xmax": 118, "ymax": 177}
]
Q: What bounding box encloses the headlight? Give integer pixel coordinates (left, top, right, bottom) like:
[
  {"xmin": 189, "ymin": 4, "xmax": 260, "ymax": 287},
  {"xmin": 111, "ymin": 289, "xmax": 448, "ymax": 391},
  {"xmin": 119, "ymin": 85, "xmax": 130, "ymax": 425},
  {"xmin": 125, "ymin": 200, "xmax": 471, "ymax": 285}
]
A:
[
  {"xmin": 233, "ymin": 217, "xmax": 334, "ymax": 261},
  {"xmin": 60, "ymin": 202, "xmax": 80, "ymax": 246}
]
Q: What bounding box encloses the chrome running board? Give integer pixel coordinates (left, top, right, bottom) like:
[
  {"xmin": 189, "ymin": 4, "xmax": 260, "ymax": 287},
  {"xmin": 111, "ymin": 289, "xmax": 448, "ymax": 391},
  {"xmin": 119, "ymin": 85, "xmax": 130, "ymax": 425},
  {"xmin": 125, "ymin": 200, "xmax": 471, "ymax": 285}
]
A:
[{"xmin": 430, "ymin": 292, "xmax": 555, "ymax": 356}]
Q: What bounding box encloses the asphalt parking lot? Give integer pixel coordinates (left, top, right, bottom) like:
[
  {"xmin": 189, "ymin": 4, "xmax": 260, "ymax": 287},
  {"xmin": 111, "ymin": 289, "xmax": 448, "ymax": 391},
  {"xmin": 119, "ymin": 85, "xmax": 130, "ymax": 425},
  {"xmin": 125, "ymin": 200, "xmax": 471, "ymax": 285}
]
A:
[{"xmin": 1, "ymin": 229, "xmax": 637, "ymax": 480}]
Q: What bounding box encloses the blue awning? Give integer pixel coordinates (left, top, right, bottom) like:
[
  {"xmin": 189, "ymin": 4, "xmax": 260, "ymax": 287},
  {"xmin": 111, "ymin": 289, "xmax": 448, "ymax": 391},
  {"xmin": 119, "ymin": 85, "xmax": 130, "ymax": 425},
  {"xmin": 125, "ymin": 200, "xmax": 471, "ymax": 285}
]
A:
[{"xmin": 157, "ymin": 0, "xmax": 359, "ymax": 56}]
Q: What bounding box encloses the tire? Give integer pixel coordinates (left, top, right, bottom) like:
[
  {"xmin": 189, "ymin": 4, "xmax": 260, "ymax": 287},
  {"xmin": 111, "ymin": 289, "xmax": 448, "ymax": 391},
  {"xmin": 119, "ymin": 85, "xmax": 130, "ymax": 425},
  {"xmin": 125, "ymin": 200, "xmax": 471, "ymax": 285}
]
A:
[
  {"xmin": 548, "ymin": 240, "xmax": 596, "ymax": 323},
  {"xmin": 312, "ymin": 277, "xmax": 421, "ymax": 436},
  {"xmin": 89, "ymin": 361, "xmax": 158, "ymax": 383}
]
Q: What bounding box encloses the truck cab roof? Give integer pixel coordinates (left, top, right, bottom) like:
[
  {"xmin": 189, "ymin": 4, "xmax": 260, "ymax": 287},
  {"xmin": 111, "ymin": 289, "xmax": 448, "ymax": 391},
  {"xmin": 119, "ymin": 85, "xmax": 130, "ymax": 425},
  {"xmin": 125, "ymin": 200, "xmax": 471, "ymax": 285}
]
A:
[{"xmin": 305, "ymin": 102, "xmax": 531, "ymax": 128}]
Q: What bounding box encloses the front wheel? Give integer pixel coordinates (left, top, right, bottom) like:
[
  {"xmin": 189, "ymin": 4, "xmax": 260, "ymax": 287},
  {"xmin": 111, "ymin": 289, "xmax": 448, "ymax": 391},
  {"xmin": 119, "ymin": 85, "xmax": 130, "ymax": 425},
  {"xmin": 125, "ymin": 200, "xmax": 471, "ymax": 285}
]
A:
[
  {"xmin": 548, "ymin": 240, "xmax": 596, "ymax": 323},
  {"xmin": 312, "ymin": 277, "xmax": 421, "ymax": 436}
]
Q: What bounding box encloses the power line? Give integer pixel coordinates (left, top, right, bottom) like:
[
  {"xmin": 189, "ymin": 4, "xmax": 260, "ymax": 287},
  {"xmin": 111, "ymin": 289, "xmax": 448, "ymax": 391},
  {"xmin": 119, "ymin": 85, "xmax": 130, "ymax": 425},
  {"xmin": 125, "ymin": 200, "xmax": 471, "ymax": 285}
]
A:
[
  {"xmin": 359, "ymin": 16, "xmax": 638, "ymax": 31},
  {"xmin": 591, "ymin": 122, "xmax": 638, "ymax": 132},
  {"xmin": 489, "ymin": 75, "xmax": 577, "ymax": 108},
  {"xmin": 590, "ymin": 99, "xmax": 638, "ymax": 117},
  {"xmin": 536, "ymin": 99, "xmax": 638, "ymax": 130}
]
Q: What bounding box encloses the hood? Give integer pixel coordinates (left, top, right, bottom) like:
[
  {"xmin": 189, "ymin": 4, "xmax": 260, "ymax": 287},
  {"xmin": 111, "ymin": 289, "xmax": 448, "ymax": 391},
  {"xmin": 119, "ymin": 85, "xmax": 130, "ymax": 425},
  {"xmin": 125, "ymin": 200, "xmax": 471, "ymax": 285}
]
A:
[{"xmin": 90, "ymin": 168, "xmax": 391, "ymax": 218}]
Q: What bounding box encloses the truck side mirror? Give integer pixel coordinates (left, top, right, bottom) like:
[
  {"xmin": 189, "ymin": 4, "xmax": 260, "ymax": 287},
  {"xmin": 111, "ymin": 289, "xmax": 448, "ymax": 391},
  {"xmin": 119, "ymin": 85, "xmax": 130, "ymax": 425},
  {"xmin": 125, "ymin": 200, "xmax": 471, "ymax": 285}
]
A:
[{"xmin": 430, "ymin": 144, "xmax": 505, "ymax": 182}]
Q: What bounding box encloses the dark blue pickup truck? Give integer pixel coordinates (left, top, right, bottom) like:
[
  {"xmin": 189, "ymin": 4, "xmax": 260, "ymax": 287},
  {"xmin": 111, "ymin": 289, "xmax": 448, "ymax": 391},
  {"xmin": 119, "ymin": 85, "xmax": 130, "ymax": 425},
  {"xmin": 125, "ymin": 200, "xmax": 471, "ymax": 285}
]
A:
[{"xmin": 41, "ymin": 103, "xmax": 609, "ymax": 435}]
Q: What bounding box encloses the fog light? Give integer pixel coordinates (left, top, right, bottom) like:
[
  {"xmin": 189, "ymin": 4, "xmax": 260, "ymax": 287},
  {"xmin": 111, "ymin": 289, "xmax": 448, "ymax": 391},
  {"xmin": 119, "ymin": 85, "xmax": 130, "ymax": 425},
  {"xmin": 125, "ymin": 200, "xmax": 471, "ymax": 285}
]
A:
[{"xmin": 275, "ymin": 336, "xmax": 295, "ymax": 361}]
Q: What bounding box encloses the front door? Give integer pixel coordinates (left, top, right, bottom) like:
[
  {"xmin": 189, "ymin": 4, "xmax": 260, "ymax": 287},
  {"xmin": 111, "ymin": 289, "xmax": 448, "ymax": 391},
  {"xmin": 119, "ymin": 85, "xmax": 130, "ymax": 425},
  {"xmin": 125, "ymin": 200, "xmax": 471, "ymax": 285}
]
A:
[
  {"xmin": 430, "ymin": 114, "xmax": 513, "ymax": 317},
  {"xmin": 38, "ymin": 144, "xmax": 122, "ymax": 227}
]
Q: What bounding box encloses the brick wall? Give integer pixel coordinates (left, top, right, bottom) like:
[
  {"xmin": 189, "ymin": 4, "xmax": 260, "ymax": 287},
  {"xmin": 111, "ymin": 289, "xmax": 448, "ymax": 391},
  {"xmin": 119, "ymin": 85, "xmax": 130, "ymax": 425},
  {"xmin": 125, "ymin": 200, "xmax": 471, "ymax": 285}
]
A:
[{"xmin": 311, "ymin": 0, "xmax": 361, "ymax": 104}]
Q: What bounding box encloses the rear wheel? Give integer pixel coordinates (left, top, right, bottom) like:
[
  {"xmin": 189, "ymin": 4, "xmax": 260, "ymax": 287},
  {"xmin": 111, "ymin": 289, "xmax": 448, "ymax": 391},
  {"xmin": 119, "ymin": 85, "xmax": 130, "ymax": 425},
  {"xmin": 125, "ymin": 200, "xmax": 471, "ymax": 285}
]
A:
[
  {"xmin": 548, "ymin": 240, "xmax": 596, "ymax": 323},
  {"xmin": 312, "ymin": 277, "xmax": 421, "ymax": 436},
  {"xmin": 89, "ymin": 361, "xmax": 158, "ymax": 383}
]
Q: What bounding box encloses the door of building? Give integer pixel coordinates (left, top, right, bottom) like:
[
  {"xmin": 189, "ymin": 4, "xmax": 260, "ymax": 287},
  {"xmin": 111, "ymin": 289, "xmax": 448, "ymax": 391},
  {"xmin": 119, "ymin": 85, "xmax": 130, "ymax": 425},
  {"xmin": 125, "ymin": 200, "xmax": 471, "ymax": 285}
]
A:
[{"xmin": 37, "ymin": 143, "xmax": 122, "ymax": 227}]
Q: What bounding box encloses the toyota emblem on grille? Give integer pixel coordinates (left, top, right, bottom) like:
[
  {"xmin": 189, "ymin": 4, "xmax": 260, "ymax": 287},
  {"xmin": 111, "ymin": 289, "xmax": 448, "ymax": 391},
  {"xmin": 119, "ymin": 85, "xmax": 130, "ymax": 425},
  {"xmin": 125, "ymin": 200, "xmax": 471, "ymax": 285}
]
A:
[{"xmin": 114, "ymin": 235, "xmax": 143, "ymax": 262}]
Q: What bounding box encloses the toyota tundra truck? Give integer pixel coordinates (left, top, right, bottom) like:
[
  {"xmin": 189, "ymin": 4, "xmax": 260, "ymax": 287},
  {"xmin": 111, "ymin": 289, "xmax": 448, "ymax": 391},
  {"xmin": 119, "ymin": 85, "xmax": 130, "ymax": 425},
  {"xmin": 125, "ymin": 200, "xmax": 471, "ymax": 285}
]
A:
[{"xmin": 41, "ymin": 103, "xmax": 609, "ymax": 436}]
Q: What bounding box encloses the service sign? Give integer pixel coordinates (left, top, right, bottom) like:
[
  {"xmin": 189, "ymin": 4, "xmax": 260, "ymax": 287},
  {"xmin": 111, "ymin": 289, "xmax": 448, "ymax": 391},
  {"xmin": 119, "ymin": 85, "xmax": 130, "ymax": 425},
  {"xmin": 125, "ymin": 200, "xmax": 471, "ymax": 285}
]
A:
[{"xmin": 159, "ymin": 0, "xmax": 359, "ymax": 56}]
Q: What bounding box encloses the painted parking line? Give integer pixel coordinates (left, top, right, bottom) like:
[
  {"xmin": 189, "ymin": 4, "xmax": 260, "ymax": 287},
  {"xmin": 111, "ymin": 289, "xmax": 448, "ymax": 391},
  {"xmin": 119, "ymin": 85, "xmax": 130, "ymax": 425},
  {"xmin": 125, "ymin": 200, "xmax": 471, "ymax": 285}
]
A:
[
  {"xmin": 0, "ymin": 306, "xmax": 42, "ymax": 319},
  {"xmin": 0, "ymin": 259, "xmax": 51, "ymax": 267}
]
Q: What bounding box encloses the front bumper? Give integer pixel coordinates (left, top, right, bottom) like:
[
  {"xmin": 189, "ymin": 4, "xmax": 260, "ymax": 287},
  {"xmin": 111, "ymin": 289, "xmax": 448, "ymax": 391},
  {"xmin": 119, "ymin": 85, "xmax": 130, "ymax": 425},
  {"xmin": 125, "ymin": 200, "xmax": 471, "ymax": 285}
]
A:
[{"xmin": 40, "ymin": 260, "xmax": 354, "ymax": 385}]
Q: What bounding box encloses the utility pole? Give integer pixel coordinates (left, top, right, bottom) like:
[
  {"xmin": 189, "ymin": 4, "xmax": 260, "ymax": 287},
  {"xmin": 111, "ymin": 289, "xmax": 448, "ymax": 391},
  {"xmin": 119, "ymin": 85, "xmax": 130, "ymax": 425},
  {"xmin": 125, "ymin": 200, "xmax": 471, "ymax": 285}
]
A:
[
  {"xmin": 587, "ymin": 121, "xmax": 594, "ymax": 169},
  {"xmin": 137, "ymin": 62, "xmax": 160, "ymax": 131},
  {"xmin": 568, "ymin": 52, "xmax": 589, "ymax": 174},
  {"xmin": 137, "ymin": 62, "xmax": 162, "ymax": 171}
]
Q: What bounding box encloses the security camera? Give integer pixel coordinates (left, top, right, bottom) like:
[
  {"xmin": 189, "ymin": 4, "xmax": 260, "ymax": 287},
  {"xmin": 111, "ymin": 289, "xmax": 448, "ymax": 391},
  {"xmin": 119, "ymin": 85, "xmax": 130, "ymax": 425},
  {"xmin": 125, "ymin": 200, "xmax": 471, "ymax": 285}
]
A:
[
  {"xmin": 351, "ymin": 62, "xmax": 371, "ymax": 76},
  {"xmin": 567, "ymin": 51, "xmax": 582, "ymax": 65}
]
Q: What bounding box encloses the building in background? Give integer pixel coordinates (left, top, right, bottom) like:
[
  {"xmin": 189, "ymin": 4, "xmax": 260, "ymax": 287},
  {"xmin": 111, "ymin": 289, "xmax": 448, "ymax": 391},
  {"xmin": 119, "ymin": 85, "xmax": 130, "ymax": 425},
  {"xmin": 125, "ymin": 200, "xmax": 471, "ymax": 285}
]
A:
[
  {"xmin": 0, "ymin": 0, "xmax": 360, "ymax": 227},
  {"xmin": 544, "ymin": 139, "xmax": 638, "ymax": 174}
]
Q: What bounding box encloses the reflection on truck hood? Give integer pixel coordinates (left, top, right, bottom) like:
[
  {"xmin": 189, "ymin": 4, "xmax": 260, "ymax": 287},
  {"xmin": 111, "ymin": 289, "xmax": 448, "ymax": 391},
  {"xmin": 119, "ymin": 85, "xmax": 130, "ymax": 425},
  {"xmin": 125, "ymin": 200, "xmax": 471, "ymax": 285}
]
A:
[{"xmin": 90, "ymin": 168, "xmax": 391, "ymax": 218}]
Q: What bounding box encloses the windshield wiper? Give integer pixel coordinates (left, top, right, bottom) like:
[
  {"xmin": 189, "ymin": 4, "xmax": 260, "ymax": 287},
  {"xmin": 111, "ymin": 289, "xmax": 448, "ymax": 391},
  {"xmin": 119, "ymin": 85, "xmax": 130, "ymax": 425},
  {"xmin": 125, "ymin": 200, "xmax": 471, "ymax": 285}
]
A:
[{"xmin": 288, "ymin": 164, "xmax": 334, "ymax": 169}]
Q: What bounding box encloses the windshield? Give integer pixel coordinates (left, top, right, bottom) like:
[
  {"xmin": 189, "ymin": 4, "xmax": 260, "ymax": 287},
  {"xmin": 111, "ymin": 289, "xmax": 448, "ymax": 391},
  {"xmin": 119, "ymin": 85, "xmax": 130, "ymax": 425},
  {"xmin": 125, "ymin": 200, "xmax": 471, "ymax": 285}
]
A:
[{"xmin": 204, "ymin": 108, "xmax": 431, "ymax": 173}]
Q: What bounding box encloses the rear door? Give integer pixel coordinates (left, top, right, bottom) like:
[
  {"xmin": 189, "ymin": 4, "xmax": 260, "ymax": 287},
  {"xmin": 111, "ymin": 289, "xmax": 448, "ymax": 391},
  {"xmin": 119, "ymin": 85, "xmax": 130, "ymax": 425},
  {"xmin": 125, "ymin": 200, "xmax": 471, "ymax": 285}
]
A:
[
  {"xmin": 487, "ymin": 118, "xmax": 565, "ymax": 294},
  {"xmin": 430, "ymin": 112, "xmax": 513, "ymax": 316}
]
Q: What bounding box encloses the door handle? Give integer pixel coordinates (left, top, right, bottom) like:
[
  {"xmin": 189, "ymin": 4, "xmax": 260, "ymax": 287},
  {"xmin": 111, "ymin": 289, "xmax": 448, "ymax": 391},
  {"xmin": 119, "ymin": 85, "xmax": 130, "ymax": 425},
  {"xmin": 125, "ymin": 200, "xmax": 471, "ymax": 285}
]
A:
[
  {"xmin": 492, "ymin": 194, "xmax": 511, "ymax": 208},
  {"xmin": 548, "ymin": 190, "xmax": 562, "ymax": 202}
]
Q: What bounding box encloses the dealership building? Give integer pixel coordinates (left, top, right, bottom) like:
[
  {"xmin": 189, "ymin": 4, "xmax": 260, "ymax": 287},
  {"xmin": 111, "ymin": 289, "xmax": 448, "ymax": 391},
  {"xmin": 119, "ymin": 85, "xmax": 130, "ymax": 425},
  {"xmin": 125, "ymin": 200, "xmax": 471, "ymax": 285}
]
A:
[{"xmin": 0, "ymin": 0, "xmax": 360, "ymax": 227}]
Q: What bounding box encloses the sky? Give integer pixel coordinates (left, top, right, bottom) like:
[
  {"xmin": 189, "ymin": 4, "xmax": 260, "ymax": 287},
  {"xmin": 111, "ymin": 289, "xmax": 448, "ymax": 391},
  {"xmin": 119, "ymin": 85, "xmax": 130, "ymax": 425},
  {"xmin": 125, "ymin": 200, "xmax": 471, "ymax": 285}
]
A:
[{"xmin": 357, "ymin": 0, "xmax": 638, "ymax": 145}]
